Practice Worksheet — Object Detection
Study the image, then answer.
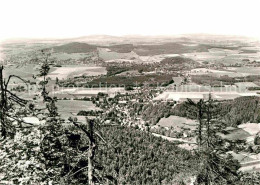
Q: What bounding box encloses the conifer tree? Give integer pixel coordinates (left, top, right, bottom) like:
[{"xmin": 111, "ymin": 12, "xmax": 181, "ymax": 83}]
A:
[{"xmin": 186, "ymin": 94, "xmax": 240, "ymax": 184}]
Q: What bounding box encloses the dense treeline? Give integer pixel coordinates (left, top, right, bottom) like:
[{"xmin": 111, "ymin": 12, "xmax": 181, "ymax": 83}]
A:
[
  {"xmin": 219, "ymin": 96, "xmax": 260, "ymax": 125},
  {"xmin": 191, "ymin": 75, "xmax": 236, "ymax": 86},
  {"xmin": 105, "ymin": 64, "xmax": 158, "ymax": 77},
  {"xmin": 132, "ymin": 96, "xmax": 260, "ymax": 126},
  {"xmin": 97, "ymin": 126, "xmax": 199, "ymax": 184},
  {"xmin": 77, "ymin": 110, "xmax": 103, "ymax": 116},
  {"xmin": 173, "ymin": 96, "xmax": 260, "ymax": 126},
  {"xmin": 131, "ymin": 102, "xmax": 176, "ymax": 125},
  {"xmin": 89, "ymin": 74, "xmax": 176, "ymax": 87},
  {"xmin": 159, "ymin": 57, "xmax": 200, "ymax": 71},
  {"xmin": 191, "ymin": 75, "xmax": 260, "ymax": 87},
  {"xmin": 160, "ymin": 56, "xmax": 199, "ymax": 70}
]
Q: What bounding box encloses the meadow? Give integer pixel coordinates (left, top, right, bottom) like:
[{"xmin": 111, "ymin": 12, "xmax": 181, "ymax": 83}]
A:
[
  {"xmin": 48, "ymin": 65, "xmax": 107, "ymax": 80},
  {"xmin": 184, "ymin": 47, "xmax": 260, "ymax": 65},
  {"xmin": 3, "ymin": 64, "xmax": 36, "ymax": 80},
  {"xmin": 98, "ymin": 48, "xmax": 138, "ymax": 61},
  {"xmin": 56, "ymin": 100, "xmax": 100, "ymax": 119},
  {"xmin": 157, "ymin": 115, "xmax": 197, "ymax": 132},
  {"xmin": 227, "ymin": 67, "xmax": 260, "ymax": 76},
  {"xmin": 51, "ymin": 52, "xmax": 91, "ymax": 60},
  {"xmin": 53, "ymin": 87, "xmax": 125, "ymax": 98}
]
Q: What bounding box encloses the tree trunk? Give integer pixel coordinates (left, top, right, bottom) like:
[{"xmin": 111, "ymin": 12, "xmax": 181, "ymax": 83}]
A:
[
  {"xmin": 197, "ymin": 102, "xmax": 203, "ymax": 150},
  {"xmin": 206, "ymin": 105, "xmax": 210, "ymax": 149},
  {"xmin": 0, "ymin": 66, "xmax": 6, "ymax": 138},
  {"xmin": 88, "ymin": 119, "xmax": 95, "ymax": 185}
]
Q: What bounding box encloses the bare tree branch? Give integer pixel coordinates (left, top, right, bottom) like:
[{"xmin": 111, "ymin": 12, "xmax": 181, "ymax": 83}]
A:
[{"xmin": 5, "ymin": 75, "xmax": 29, "ymax": 88}]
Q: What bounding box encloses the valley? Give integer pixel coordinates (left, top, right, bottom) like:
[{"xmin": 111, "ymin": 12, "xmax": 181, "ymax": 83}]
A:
[{"xmin": 1, "ymin": 34, "xmax": 260, "ymax": 184}]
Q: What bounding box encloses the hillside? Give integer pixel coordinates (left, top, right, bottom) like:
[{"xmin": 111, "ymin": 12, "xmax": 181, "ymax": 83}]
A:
[
  {"xmin": 160, "ymin": 56, "xmax": 198, "ymax": 65},
  {"xmin": 133, "ymin": 43, "xmax": 240, "ymax": 56},
  {"xmin": 106, "ymin": 44, "xmax": 134, "ymax": 53},
  {"xmin": 172, "ymin": 96, "xmax": 260, "ymax": 126},
  {"xmin": 132, "ymin": 43, "xmax": 208, "ymax": 56},
  {"xmin": 49, "ymin": 41, "xmax": 241, "ymax": 57},
  {"xmin": 51, "ymin": 42, "xmax": 98, "ymax": 53},
  {"xmin": 51, "ymin": 42, "xmax": 135, "ymax": 54},
  {"xmin": 132, "ymin": 96, "xmax": 260, "ymax": 126},
  {"xmin": 97, "ymin": 126, "xmax": 199, "ymax": 184}
]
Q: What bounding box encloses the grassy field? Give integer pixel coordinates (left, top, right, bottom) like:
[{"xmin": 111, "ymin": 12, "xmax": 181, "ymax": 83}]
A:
[
  {"xmin": 48, "ymin": 65, "xmax": 107, "ymax": 80},
  {"xmin": 98, "ymin": 48, "xmax": 138, "ymax": 61},
  {"xmin": 190, "ymin": 68, "xmax": 243, "ymax": 77},
  {"xmin": 157, "ymin": 116, "xmax": 197, "ymax": 132},
  {"xmin": 4, "ymin": 64, "xmax": 37, "ymax": 79},
  {"xmin": 53, "ymin": 87, "xmax": 125, "ymax": 99},
  {"xmin": 51, "ymin": 52, "xmax": 91, "ymax": 60},
  {"xmin": 190, "ymin": 67, "xmax": 260, "ymax": 77},
  {"xmin": 56, "ymin": 100, "xmax": 100, "ymax": 119},
  {"xmin": 184, "ymin": 47, "xmax": 260, "ymax": 65},
  {"xmin": 227, "ymin": 67, "xmax": 260, "ymax": 75}
]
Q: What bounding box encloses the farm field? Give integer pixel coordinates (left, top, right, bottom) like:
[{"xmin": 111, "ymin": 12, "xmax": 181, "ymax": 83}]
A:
[
  {"xmin": 190, "ymin": 68, "xmax": 245, "ymax": 77},
  {"xmin": 54, "ymin": 87, "xmax": 125, "ymax": 98},
  {"xmin": 227, "ymin": 67, "xmax": 260, "ymax": 76},
  {"xmin": 151, "ymin": 133, "xmax": 197, "ymax": 150},
  {"xmin": 157, "ymin": 115, "xmax": 197, "ymax": 132},
  {"xmin": 3, "ymin": 64, "xmax": 39, "ymax": 80},
  {"xmin": 184, "ymin": 48, "xmax": 260, "ymax": 65},
  {"xmin": 56, "ymin": 100, "xmax": 99, "ymax": 119},
  {"xmin": 169, "ymin": 84, "xmax": 239, "ymax": 92},
  {"xmin": 154, "ymin": 91, "xmax": 260, "ymax": 101},
  {"xmin": 191, "ymin": 66, "xmax": 260, "ymax": 77},
  {"xmin": 72, "ymin": 87, "xmax": 125, "ymax": 94},
  {"xmin": 48, "ymin": 65, "xmax": 107, "ymax": 80},
  {"xmin": 139, "ymin": 54, "xmax": 168, "ymax": 63},
  {"xmin": 116, "ymin": 70, "xmax": 140, "ymax": 76},
  {"xmin": 51, "ymin": 52, "xmax": 91, "ymax": 60},
  {"xmin": 98, "ymin": 48, "xmax": 138, "ymax": 61}
]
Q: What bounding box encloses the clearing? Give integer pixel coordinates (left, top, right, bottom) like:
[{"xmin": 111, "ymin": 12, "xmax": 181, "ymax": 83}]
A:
[
  {"xmin": 48, "ymin": 65, "xmax": 107, "ymax": 80},
  {"xmin": 157, "ymin": 115, "xmax": 197, "ymax": 132}
]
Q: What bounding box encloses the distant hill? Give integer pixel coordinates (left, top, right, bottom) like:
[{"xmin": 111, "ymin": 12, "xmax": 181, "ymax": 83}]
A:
[
  {"xmin": 106, "ymin": 44, "xmax": 134, "ymax": 53},
  {"xmin": 160, "ymin": 56, "xmax": 200, "ymax": 69},
  {"xmin": 49, "ymin": 40, "xmax": 241, "ymax": 56},
  {"xmin": 133, "ymin": 42, "xmax": 211, "ymax": 56},
  {"xmin": 51, "ymin": 42, "xmax": 98, "ymax": 53},
  {"xmin": 51, "ymin": 42, "xmax": 135, "ymax": 54},
  {"xmin": 3, "ymin": 34, "xmax": 257, "ymax": 45},
  {"xmin": 133, "ymin": 42, "xmax": 241, "ymax": 56}
]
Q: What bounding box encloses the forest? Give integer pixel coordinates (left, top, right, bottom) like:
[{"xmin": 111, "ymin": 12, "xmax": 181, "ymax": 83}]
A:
[
  {"xmin": 131, "ymin": 96, "xmax": 260, "ymax": 127},
  {"xmin": 172, "ymin": 96, "xmax": 260, "ymax": 126},
  {"xmin": 96, "ymin": 126, "xmax": 199, "ymax": 185}
]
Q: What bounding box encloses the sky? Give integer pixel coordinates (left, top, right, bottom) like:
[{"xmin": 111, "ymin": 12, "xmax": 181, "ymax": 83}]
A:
[{"xmin": 0, "ymin": 0, "xmax": 260, "ymax": 41}]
